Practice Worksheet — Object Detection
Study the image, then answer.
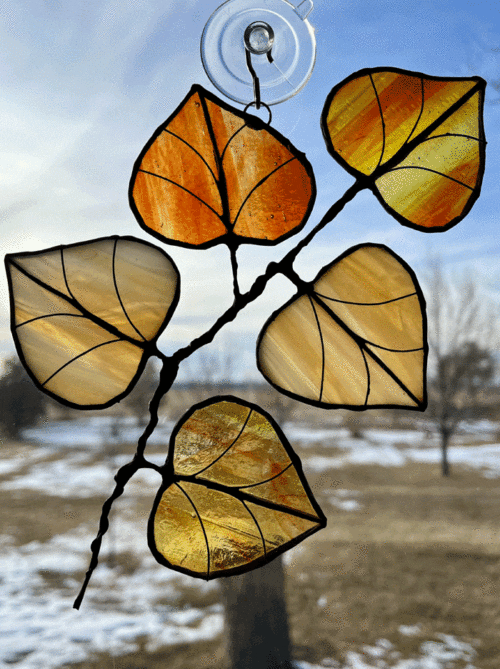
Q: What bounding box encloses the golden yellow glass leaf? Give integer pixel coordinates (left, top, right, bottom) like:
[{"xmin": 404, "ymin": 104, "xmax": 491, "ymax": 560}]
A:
[
  {"xmin": 150, "ymin": 397, "xmax": 325, "ymax": 579},
  {"xmin": 257, "ymin": 244, "xmax": 427, "ymax": 410},
  {"xmin": 130, "ymin": 85, "xmax": 315, "ymax": 248},
  {"xmin": 5, "ymin": 236, "xmax": 179, "ymax": 409},
  {"xmin": 322, "ymin": 68, "xmax": 486, "ymax": 232}
]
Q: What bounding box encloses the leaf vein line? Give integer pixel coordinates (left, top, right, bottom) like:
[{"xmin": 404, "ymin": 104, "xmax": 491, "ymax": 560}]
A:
[
  {"xmin": 232, "ymin": 157, "xmax": 296, "ymax": 230},
  {"xmin": 367, "ymin": 343, "xmax": 424, "ymax": 353},
  {"xmin": 373, "ymin": 80, "xmax": 484, "ymax": 179},
  {"xmin": 16, "ymin": 313, "xmax": 87, "ymax": 328},
  {"xmin": 361, "ymin": 348, "xmax": 370, "ymax": 406},
  {"xmin": 175, "ymin": 483, "xmax": 210, "ymax": 577},
  {"xmin": 163, "ymin": 129, "xmax": 219, "ymax": 183},
  {"xmin": 41, "ymin": 339, "xmax": 122, "ymax": 387},
  {"xmin": 241, "ymin": 499, "xmax": 267, "ymax": 557},
  {"xmin": 418, "ymin": 132, "xmax": 483, "ymax": 144},
  {"xmin": 61, "ymin": 249, "xmax": 77, "ymax": 302},
  {"xmin": 9, "ymin": 260, "xmax": 145, "ymax": 349},
  {"xmin": 221, "ymin": 125, "xmax": 247, "ymax": 162},
  {"xmin": 198, "ymin": 94, "xmax": 232, "ymax": 232},
  {"xmin": 363, "ymin": 346, "xmax": 421, "ymax": 406},
  {"xmin": 112, "ymin": 239, "xmax": 146, "ymax": 342},
  {"xmin": 238, "ymin": 463, "xmax": 294, "ymax": 490},
  {"xmin": 174, "ymin": 475, "xmax": 320, "ymax": 523},
  {"xmin": 311, "ymin": 295, "xmax": 422, "ymax": 406},
  {"xmin": 386, "ymin": 166, "xmax": 474, "ymax": 190},
  {"xmin": 370, "ymin": 73, "xmax": 386, "ymax": 169},
  {"xmin": 138, "ymin": 170, "xmax": 224, "ymax": 219},
  {"xmin": 315, "ymin": 291, "xmax": 417, "ymax": 307},
  {"xmin": 405, "ymin": 76, "xmax": 425, "ymax": 145},
  {"xmin": 309, "ymin": 296, "xmax": 325, "ymax": 404},
  {"xmin": 193, "ymin": 408, "xmax": 253, "ymax": 477}
]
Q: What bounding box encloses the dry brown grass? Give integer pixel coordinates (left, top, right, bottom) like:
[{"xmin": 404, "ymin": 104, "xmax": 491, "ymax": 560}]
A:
[
  {"xmin": 287, "ymin": 461, "xmax": 500, "ymax": 667},
  {"xmin": 2, "ymin": 437, "xmax": 500, "ymax": 668}
]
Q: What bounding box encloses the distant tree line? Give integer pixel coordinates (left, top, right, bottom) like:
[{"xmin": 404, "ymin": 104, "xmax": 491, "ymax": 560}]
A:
[{"xmin": 0, "ymin": 357, "xmax": 47, "ymax": 438}]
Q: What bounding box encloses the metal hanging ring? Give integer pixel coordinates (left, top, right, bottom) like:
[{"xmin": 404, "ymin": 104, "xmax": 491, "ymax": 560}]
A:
[{"xmin": 243, "ymin": 100, "xmax": 273, "ymax": 125}]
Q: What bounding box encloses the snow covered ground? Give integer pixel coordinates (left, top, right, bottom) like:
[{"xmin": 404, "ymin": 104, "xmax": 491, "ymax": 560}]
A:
[
  {"xmin": 0, "ymin": 416, "xmax": 496, "ymax": 668},
  {"xmin": 11, "ymin": 418, "xmax": 500, "ymax": 498},
  {"xmin": 295, "ymin": 631, "xmax": 478, "ymax": 668}
]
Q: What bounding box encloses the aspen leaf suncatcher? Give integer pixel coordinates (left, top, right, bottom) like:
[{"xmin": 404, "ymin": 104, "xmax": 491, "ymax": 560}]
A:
[
  {"xmin": 150, "ymin": 397, "xmax": 326, "ymax": 579},
  {"xmin": 3, "ymin": 59, "xmax": 489, "ymax": 610},
  {"xmin": 322, "ymin": 68, "xmax": 486, "ymax": 232},
  {"xmin": 257, "ymin": 244, "xmax": 427, "ymax": 410},
  {"xmin": 130, "ymin": 85, "xmax": 316, "ymax": 248},
  {"xmin": 5, "ymin": 236, "xmax": 179, "ymax": 409}
]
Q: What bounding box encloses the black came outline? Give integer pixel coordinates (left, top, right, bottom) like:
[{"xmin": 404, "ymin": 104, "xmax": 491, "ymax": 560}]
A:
[
  {"xmin": 256, "ymin": 243, "xmax": 429, "ymax": 412},
  {"xmin": 147, "ymin": 395, "xmax": 327, "ymax": 580},
  {"xmin": 320, "ymin": 66, "xmax": 487, "ymax": 234},
  {"xmin": 129, "ymin": 84, "xmax": 317, "ymax": 250},
  {"xmin": 4, "ymin": 235, "xmax": 180, "ymax": 411}
]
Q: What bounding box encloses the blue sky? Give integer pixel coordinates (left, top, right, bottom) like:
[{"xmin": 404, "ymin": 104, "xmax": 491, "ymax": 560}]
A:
[{"xmin": 1, "ymin": 0, "xmax": 499, "ymax": 376}]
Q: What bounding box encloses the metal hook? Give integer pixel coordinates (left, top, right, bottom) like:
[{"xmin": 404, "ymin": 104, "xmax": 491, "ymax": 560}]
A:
[
  {"xmin": 245, "ymin": 49, "xmax": 262, "ymax": 110},
  {"xmin": 244, "ymin": 21, "xmax": 275, "ymax": 110}
]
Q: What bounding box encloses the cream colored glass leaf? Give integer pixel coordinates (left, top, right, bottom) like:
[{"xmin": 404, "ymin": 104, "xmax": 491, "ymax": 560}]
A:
[
  {"xmin": 5, "ymin": 236, "xmax": 179, "ymax": 408},
  {"xmin": 257, "ymin": 244, "xmax": 427, "ymax": 410}
]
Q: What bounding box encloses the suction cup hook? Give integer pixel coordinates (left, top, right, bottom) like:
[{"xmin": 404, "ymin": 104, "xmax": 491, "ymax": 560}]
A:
[{"xmin": 201, "ymin": 0, "xmax": 316, "ymax": 107}]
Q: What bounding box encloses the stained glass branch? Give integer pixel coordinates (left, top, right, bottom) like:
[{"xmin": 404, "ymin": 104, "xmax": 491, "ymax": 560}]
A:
[
  {"xmin": 73, "ymin": 454, "xmax": 160, "ymax": 609},
  {"xmin": 136, "ymin": 356, "xmax": 179, "ymax": 459},
  {"xmin": 74, "ymin": 178, "xmax": 365, "ymax": 606},
  {"xmin": 171, "ymin": 179, "xmax": 365, "ymax": 364},
  {"xmin": 73, "ymin": 357, "xmax": 173, "ymax": 609},
  {"xmin": 229, "ymin": 245, "xmax": 241, "ymax": 300}
]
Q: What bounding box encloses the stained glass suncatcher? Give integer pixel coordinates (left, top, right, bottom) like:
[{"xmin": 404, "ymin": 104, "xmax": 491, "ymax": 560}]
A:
[{"xmin": 3, "ymin": 60, "xmax": 486, "ymax": 607}]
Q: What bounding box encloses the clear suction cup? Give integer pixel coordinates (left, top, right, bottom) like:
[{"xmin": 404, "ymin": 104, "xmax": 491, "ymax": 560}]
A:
[{"xmin": 201, "ymin": 0, "xmax": 316, "ymax": 106}]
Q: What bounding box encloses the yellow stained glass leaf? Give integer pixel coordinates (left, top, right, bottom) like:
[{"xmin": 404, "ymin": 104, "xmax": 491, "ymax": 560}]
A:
[
  {"xmin": 322, "ymin": 67, "xmax": 486, "ymax": 231},
  {"xmin": 130, "ymin": 85, "xmax": 316, "ymax": 248},
  {"xmin": 5, "ymin": 236, "xmax": 179, "ymax": 409},
  {"xmin": 257, "ymin": 244, "xmax": 427, "ymax": 410},
  {"xmin": 149, "ymin": 397, "xmax": 325, "ymax": 579}
]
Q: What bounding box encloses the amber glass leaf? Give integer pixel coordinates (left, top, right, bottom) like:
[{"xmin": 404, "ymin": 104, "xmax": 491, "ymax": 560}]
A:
[
  {"xmin": 257, "ymin": 244, "xmax": 427, "ymax": 410},
  {"xmin": 130, "ymin": 85, "xmax": 316, "ymax": 249},
  {"xmin": 149, "ymin": 397, "xmax": 326, "ymax": 579},
  {"xmin": 322, "ymin": 67, "xmax": 486, "ymax": 232},
  {"xmin": 5, "ymin": 236, "xmax": 179, "ymax": 409}
]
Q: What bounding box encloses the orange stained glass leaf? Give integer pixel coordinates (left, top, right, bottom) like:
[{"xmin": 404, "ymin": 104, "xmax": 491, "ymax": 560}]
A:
[
  {"xmin": 130, "ymin": 85, "xmax": 316, "ymax": 249},
  {"xmin": 257, "ymin": 244, "xmax": 427, "ymax": 411},
  {"xmin": 5, "ymin": 236, "xmax": 179, "ymax": 409},
  {"xmin": 149, "ymin": 397, "xmax": 326, "ymax": 579},
  {"xmin": 322, "ymin": 67, "xmax": 486, "ymax": 232}
]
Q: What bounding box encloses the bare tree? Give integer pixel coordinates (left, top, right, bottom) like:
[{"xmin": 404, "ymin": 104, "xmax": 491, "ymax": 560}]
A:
[{"xmin": 425, "ymin": 260, "xmax": 498, "ymax": 476}]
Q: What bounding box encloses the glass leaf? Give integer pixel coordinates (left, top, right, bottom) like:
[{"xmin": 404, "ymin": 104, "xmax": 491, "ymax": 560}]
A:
[
  {"xmin": 322, "ymin": 68, "xmax": 486, "ymax": 232},
  {"xmin": 130, "ymin": 85, "xmax": 316, "ymax": 248},
  {"xmin": 5, "ymin": 236, "xmax": 179, "ymax": 409},
  {"xmin": 149, "ymin": 397, "xmax": 326, "ymax": 579},
  {"xmin": 257, "ymin": 244, "xmax": 427, "ymax": 410}
]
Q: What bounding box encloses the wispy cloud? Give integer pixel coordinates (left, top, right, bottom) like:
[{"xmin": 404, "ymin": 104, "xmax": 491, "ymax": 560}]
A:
[{"xmin": 1, "ymin": 0, "xmax": 499, "ymax": 365}]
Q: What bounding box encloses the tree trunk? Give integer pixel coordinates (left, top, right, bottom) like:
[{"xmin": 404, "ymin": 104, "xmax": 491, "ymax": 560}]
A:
[
  {"xmin": 440, "ymin": 430, "xmax": 451, "ymax": 477},
  {"xmin": 221, "ymin": 556, "xmax": 293, "ymax": 669}
]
